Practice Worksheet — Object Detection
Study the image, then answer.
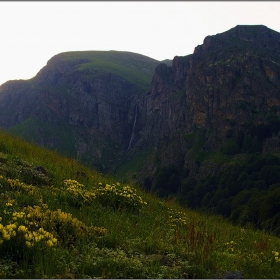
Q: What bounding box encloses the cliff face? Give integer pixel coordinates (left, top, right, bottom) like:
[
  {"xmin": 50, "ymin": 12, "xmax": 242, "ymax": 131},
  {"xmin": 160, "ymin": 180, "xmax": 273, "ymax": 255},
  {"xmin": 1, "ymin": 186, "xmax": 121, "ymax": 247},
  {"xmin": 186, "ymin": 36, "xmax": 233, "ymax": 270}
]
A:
[
  {"xmin": 127, "ymin": 55, "xmax": 190, "ymax": 155},
  {"xmin": 186, "ymin": 25, "xmax": 280, "ymax": 131},
  {"xmin": 131, "ymin": 25, "xmax": 280, "ymax": 181}
]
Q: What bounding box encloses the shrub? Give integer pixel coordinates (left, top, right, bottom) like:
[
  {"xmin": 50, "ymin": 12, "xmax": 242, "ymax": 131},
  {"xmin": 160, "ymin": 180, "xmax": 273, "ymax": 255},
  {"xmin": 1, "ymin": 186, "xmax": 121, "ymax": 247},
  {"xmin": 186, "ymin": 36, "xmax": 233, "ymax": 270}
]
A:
[{"xmin": 94, "ymin": 182, "xmax": 147, "ymax": 212}]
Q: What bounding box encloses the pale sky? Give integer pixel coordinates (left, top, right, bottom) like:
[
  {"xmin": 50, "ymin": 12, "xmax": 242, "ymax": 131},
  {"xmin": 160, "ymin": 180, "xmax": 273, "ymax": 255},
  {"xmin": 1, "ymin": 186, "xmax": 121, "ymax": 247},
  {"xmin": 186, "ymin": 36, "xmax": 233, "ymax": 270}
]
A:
[{"xmin": 1, "ymin": 1, "xmax": 280, "ymax": 86}]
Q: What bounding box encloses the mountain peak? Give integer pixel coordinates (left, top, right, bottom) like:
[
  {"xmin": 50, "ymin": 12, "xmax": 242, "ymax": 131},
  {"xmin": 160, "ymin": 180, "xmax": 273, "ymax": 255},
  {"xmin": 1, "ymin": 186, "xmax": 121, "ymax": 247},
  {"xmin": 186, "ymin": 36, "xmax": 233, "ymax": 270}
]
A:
[
  {"xmin": 210, "ymin": 24, "xmax": 280, "ymax": 43},
  {"xmin": 193, "ymin": 24, "xmax": 280, "ymax": 58}
]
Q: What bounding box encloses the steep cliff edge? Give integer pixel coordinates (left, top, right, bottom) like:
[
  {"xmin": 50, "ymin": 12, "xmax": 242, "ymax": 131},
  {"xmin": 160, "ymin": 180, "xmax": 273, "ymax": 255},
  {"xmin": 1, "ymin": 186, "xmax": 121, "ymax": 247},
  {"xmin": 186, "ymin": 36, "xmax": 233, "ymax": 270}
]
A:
[{"xmin": 128, "ymin": 25, "xmax": 280, "ymax": 184}]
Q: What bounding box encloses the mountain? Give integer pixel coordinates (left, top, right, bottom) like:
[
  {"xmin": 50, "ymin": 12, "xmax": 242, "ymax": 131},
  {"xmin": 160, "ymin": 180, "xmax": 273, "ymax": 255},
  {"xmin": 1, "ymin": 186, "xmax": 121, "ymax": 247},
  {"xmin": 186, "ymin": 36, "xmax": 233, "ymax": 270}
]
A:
[
  {"xmin": 0, "ymin": 51, "xmax": 160, "ymax": 171},
  {"xmin": 1, "ymin": 24, "xmax": 280, "ymax": 237},
  {"xmin": 1, "ymin": 25, "xmax": 280, "ymax": 184},
  {"xmin": 123, "ymin": 24, "xmax": 280, "ymax": 182}
]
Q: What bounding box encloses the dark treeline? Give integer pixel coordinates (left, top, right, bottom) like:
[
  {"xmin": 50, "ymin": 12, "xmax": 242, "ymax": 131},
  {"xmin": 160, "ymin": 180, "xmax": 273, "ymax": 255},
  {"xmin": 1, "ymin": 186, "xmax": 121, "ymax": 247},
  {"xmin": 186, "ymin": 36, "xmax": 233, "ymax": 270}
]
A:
[{"xmin": 145, "ymin": 153, "xmax": 280, "ymax": 235}]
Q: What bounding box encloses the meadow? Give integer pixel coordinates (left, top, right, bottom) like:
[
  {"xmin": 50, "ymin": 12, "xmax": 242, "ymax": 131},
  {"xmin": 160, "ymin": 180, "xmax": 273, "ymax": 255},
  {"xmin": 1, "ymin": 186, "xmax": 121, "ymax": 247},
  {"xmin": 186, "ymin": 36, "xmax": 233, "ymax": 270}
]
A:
[{"xmin": 0, "ymin": 129, "xmax": 280, "ymax": 278}]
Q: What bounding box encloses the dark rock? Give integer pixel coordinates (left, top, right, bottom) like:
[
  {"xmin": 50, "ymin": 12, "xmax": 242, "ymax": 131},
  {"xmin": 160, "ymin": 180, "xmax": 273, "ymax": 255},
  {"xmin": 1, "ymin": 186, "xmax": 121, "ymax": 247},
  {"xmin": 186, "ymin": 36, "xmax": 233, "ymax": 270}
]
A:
[
  {"xmin": 223, "ymin": 270, "xmax": 244, "ymax": 279},
  {"xmin": 34, "ymin": 166, "xmax": 47, "ymax": 175}
]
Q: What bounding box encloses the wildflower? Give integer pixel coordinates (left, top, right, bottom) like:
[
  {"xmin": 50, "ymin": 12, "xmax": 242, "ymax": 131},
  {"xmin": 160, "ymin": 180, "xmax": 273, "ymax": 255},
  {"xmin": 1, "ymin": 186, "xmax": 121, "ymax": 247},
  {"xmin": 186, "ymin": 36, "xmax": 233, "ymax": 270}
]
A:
[
  {"xmin": 25, "ymin": 241, "xmax": 34, "ymax": 248},
  {"xmin": 38, "ymin": 228, "xmax": 45, "ymax": 234},
  {"xmin": 18, "ymin": 225, "xmax": 28, "ymax": 233},
  {"xmin": 5, "ymin": 202, "xmax": 13, "ymax": 207},
  {"xmin": 6, "ymin": 224, "xmax": 17, "ymax": 230},
  {"xmin": 24, "ymin": 232, "xmax": 33, "ymax": 241},
  {"xmin": 46, "ymin": 240, "xmax": 54, "ymax": 247},
  {"xmin": 2, "ymin": 230, "xmax": 10, "ymax": 240}
]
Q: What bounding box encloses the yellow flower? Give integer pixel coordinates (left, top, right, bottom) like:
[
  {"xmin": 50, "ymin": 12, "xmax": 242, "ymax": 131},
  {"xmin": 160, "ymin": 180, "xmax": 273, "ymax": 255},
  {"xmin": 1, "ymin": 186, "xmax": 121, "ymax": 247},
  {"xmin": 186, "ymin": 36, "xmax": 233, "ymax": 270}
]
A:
[
  {"xmin": 26, "ymin": 241, "xmax": 34, "ymax": 248},
  {"xmin": 35, "ymin": 235, "xmax": 44, "ymax": 242},
  {"xmin": 46, "ymin": 240, "xmax": 54, "ymax": 247},
  {"xmin": 6, "ymin": 224, "xmax": 16, "ymax": 230},
  {"xmin": 24, "ymin": 232, "xmax": 33, "ymax": 241},
  {"xmin": 18, "ymin": 225, "xmax": 28, "ymax": 233},
  {"xmin": 38, "ymin": 228, "xmax": 45, "ymax": 234},
  {"xmin": 2, "ymin": 231, "xmax": 10, "ymax": 240},
  {"xmin": 5, "ymin": 202, "xmax": 12, "ymax": 207}
]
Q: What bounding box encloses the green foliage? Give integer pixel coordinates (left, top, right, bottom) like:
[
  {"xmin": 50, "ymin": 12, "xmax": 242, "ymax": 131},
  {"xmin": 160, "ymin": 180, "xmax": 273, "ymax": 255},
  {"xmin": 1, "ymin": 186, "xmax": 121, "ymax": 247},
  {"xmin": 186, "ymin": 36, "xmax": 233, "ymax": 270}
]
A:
[
  {"xmin": 220, "ymin": 139, "xmax": 240, "ymax": 155},
  {"xmin": 176, "ymin": 152, "xmax": 280, "ymax": 235},
  {"xmin": 152, "ymin": 165, "xmax": 189, "ymax": 198},
  {"xmin": 242, "ymin": 134, "xmax": 252, "ymax": 152}
]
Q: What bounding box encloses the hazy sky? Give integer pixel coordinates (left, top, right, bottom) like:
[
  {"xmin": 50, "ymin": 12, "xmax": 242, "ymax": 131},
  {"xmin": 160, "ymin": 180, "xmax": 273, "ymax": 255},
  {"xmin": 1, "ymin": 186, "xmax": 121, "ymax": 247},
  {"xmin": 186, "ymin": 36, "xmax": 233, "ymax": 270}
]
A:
[{"xmin": 1, "ymin": 1, "xmax": 280, "ymax": 86}]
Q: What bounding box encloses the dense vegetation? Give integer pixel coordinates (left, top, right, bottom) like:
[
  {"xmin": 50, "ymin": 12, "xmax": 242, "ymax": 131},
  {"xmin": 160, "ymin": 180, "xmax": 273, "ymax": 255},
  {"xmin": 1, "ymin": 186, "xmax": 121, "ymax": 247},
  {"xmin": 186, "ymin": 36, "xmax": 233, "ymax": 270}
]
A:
[
  {"xmin": 177, "ymin": 153, "xmax": 280, "ymax": 233},
  {"xmin": 0, "ymin": 130, "xmax": 280, "ymax": 278}
]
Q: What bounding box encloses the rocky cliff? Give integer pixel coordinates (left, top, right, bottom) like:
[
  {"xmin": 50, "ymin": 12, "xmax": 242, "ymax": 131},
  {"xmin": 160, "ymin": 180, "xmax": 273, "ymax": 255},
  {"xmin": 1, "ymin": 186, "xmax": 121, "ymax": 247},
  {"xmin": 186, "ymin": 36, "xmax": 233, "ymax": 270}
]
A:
[{"xmin": 128, "ymin": 25, "xmax": 280, "ymax": 182}]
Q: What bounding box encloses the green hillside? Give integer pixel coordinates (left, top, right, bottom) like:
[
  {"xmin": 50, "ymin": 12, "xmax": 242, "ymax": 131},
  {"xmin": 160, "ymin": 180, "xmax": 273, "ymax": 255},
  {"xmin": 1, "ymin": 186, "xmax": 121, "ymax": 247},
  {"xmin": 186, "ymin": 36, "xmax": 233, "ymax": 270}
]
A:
[
  {"xmin": 0, "ymin": 129, "xmax": 280, "ymax": 278},
  {"xmin": 53, "ymin": 50, "xmax": 160, "ymax": 91},
  {"xmin": 8, "ymin": 118, "xmax": 122, "ymax": 171}
]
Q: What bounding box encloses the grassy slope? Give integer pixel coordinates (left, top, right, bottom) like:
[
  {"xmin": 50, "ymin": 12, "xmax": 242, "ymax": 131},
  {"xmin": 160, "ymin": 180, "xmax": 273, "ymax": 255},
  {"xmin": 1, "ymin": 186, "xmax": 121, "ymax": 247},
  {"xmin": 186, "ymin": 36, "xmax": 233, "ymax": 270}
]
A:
[
  {"xmin": 0, "ymin": 129, "xmax": 280, "ymax": 278},
  {"xmin": 57, "ymin": 50, "xmax": 160, "ymax": 92},
  {"xmin": 8, "ymin": 118, "xmax": 122, "ymax": 171}
]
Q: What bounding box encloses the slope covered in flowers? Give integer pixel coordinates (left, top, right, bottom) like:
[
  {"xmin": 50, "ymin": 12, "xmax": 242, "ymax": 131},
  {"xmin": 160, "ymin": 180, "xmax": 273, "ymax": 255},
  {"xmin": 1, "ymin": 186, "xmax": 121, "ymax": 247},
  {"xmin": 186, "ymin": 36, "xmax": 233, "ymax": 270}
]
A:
[{"xmin": 0, "ymin": 130, "xmax": 280, "ymax": 278}]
